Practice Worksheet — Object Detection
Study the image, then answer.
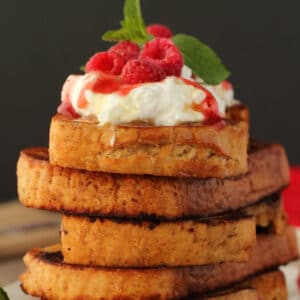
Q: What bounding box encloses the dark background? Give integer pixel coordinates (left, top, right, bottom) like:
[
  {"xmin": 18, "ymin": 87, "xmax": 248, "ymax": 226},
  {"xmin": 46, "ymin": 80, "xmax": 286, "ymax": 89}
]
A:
[{"xmin": 1, "ymin": 0, "xmax": 299, "ymax": 201}]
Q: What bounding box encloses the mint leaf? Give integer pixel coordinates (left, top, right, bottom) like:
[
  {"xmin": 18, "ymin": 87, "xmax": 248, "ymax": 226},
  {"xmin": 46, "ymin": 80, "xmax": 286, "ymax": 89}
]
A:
[
  {"xmin": 172, "ymin": 34, "xmax": 230, "ymax": 85},
  {"xmin": 102, "ymin": 0, "xmax": 150, "ymax": 45},
  {"xmin": 0, "ymin": 288, "xmax": 9, "ymax": 300}
]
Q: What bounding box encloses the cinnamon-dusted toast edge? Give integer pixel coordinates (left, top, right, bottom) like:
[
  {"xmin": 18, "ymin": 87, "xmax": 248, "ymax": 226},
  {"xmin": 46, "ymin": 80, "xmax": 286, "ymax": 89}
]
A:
[
  {"xmin": 17, "ymin": 141, "xmax": 289, "ymax": 218},
  {"xmin": 20, "ymin": 227, "xmax": 297, "ymax": 300},
  {"xmin": 49, "ymin": 113, "xmax": 248, "ymax": 178}
]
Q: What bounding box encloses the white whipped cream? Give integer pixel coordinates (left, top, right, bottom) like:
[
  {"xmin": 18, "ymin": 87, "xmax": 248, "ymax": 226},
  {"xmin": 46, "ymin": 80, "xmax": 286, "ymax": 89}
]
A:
[
  {"xmin": 213, "ymin": 82, "xmax": 239, "ymax": 107},
  {"xmin": 61, "ymin": 65, "xmax": 239, "ymax": 126},
  {"xmin": 182, "ymin": 65, "xmax": 238, "ymax": 107},
  {"xmin": 64, "ymin": 74, "xmax": 226, "ymax": 126}
]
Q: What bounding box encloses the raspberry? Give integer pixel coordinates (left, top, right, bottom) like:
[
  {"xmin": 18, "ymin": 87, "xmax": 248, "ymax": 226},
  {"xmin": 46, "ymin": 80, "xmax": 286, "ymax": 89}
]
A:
[
  {"xmin": 147, "ymin": 24, "xmax": 173, "ymax": 38},
  {"xmin": 85, "ymin": 52, "xmax": 113, "ymax": 73},
  {"xmin": 140, "ymin": 38, "xmax": 183, "ymax": 76},
  {"xmin": 109, "ymin": 41, "xmax": 140, "ymax": 62},
  {"xmin": 121, "ymin": 58, "xmax": 166, "ymax": 84},
  {"xmin": 85, "ymin": 51, "xmax": 126, "ymax": 75}
]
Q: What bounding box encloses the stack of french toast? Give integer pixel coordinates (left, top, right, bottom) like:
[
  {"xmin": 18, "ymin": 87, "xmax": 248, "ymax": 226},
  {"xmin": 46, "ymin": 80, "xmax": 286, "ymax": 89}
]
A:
[
  {"xmin": 17, "ymin": 103, "xmax": 298, "ymax": 299},
  {"xmin": 16, "ymin": 1, "xmax": 298, "ymax": 298}
]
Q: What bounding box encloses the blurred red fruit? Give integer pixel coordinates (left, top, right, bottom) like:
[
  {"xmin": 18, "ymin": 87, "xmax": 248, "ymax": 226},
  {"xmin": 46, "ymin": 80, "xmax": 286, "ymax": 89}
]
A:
[{"xmin": 147, "ymin": 24, "xmax": 173, "ymax": 38}]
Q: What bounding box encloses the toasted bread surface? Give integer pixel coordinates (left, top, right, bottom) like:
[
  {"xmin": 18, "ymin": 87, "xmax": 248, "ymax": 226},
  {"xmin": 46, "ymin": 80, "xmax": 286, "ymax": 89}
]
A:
[
  {"xmin": 201, "ymin": 289, "xmax": 258, "ymax": 300},
  {"xmin": 61, "ymin": 214, "xmax": 255, "ymax": 267},
  {"xmin": 236, "ymin": 269, "xmax": 287, "ymax": 300},
  {"xmin": 61, "ymin": 195, "xmax": 286, "ymax": 267},
  {"xmin": 17, "ymin": 141, "xmax": 289, "ymax": 218},
  {"xmin": 49, "ymin": 114, "xmax": 248, "ymax": 178},
  {"xmin": 21, "ymin": 228, "xmax": 297, "ymax": 300},
  {"xmin": 243, "ymin": 195, "xmax": 287, "ymax": 234},
  {"xmin": 200, "ymin": 270, "xmax": 286, "ymax": 300},
  {"xmin": 225, "ymin": 104, "xmax": 249, "ymax": 124}
]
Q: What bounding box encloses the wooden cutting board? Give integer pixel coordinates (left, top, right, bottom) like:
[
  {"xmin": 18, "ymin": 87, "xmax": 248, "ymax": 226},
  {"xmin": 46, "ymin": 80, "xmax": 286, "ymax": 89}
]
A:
[{"xmin": 0, "ymin": 200, "xmax": 60, "ymax": 258}]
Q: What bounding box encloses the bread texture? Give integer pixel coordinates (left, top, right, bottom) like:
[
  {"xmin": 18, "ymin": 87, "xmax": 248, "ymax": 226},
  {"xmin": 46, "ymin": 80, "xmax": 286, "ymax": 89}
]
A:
[
  {"xmin": 49, "ymin": 114, "xmax": 248, "ymax": 178},
  {"xmin": 243, "ymin": 194, "xmax": 287, "ymax": 234},
  {"xmin": 235, "ymin": 270, "xmax": 287, "ymax": 300},
  {"xmin": 201, "ymin": 289, "xmax": 258, "ymax": 300},
  {"xmin": 200, "ymin": 270, "xmax": 286, "ymax": 300},
  {"xmin": 17, "ymin": 141, "xmax": 289, "ymax": 218},
  {"xmin": 61, "ymin": 195, "xmax": 286, "ymax": 267},
  {"xmin": 61, "ymin": 214, "xmax": 255, "ymax": 267},
  {"xmin": 21, "ymin": 227, "xmax": 297, "ymax": 300},
  {"xmin": 225, "ymin": 104, "xmax": 249, "ymax": 124}
]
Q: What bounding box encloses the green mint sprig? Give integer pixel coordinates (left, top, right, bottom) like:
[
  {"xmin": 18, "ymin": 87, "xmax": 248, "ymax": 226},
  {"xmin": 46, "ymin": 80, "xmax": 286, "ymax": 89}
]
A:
[
  {"xmin": 102, "ymin": 0, "xmax": 151, "ymax": 45},
  {"xmin": 172, "ymin": 34, "xmax": 230, "ymax": 85},
  {"xmin": 0, "ymin": 288, "xmax": 9, "ymax": 300}
]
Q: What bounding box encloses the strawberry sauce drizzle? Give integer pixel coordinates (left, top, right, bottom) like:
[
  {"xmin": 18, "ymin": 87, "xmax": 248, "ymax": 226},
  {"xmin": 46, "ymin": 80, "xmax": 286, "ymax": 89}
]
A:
[
  {"xmin": 118, "ymin": 83, "xmax": 142, "ymax": 96},
  {"xmin": 180, "ymin": 78, "xmax": 222, "ymax": 122},
  {"xmin": 57, "ymin": 101, "xmax": 80, "ymax": 118}
]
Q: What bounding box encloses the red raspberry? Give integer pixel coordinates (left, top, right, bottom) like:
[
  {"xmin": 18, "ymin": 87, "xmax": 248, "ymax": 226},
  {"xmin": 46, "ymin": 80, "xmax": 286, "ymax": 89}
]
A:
[
  {"xmin": 147, "ymin": 24, "xmax": 173, "ymax": 38},
  {"xmin": 109, "ymin": 41, "xmax": 140, "ymax": 62},
  {"xmin": 140, "ymin": 38, "xmax": 183, "ymax": 76},
  {"xmin": 85, "ymin": 51, "xmax": 126, "ymax": 75},
  {"xmin": 85, "ymin": 52, "xmax": 113, "ymax": 73},
  {"xmin": 121, "ymin": 58, "xmax": 166, "ymax": 84}
]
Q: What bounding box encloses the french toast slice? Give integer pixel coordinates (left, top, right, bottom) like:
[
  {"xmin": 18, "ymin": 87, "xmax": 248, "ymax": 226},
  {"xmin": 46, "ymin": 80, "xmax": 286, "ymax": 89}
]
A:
[
  {"xmin": 61, "ymin": 194, "xmax": 287, "ymax": 267},
  {"xmin": 21, "ymin": 227, "xmax": 297, "ymax": 300},
  {"xmin": 61, "ymin": 214, "xmax": 255, "ymax": 267},
  {"xmin": 17, "ymin": 141, "xmax": 289, "ymax": 219},
  {"xmin": 49, "ymin": 114, "xmax": 248, "ymax": 178}
]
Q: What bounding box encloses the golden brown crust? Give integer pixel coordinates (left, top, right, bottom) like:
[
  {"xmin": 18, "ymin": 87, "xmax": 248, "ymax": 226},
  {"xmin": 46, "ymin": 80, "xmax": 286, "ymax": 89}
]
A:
[
  {"xmin": 20, "ymin": 228, "xmax": 297, "ymax": 300},
  {"xmin": 244, "ymin": 196, "xmax": 287, "ymax": 234},
  {"xmin": 17, "ymin": 142, "xmax": 289, "ymax": 218},
  {"xmin": 201, "ymin": 289, "xmax": 258, "ymax": 300},
  {"xmin": 61, "ymin": 214, "xmax": 255, "ymax": 267},
  {"xmin": 237, "ymin": 270, "xmax": 287, "ymax": 300},
  {"xmin": 226, "ymin": 104, "xmax": 249, "ymax": 124},
  {"xmin": 49, "ymin": 114, "xmax": 248, "ymax": 178},
  {"xmin": 201, "ymin": 270, "xmax": 286, "ymax": 300}
]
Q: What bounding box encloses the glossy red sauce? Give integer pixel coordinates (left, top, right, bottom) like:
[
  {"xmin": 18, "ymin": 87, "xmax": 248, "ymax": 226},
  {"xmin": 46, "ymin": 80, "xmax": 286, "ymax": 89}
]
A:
[
  {"xmin": 92, "ymin": 77, "xmax": 122, "ymax": 94},
  {"xmin": 57, "ymin": 101, "xmax": 80, "ymax": 118},
  {"xmin": 75, "ymin": 73, "xmax": 143, "ymax": 108},
  {"xmin": 77, "ymin": 73, "xmax": 123, "ymax": 108},
  {"xmin": 180, "ymin": 78, "xmax": 222, "ymax": 122},
  {"xmin": 118, "ymin": 83, "xmax": 142, "ymax": 96}
]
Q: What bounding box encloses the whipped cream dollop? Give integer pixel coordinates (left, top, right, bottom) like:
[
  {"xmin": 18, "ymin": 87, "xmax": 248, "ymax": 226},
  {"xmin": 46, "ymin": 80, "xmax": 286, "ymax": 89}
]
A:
[{"xmin": 60, "ymin": 65, "xmax": 238, "ymax": 126}]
